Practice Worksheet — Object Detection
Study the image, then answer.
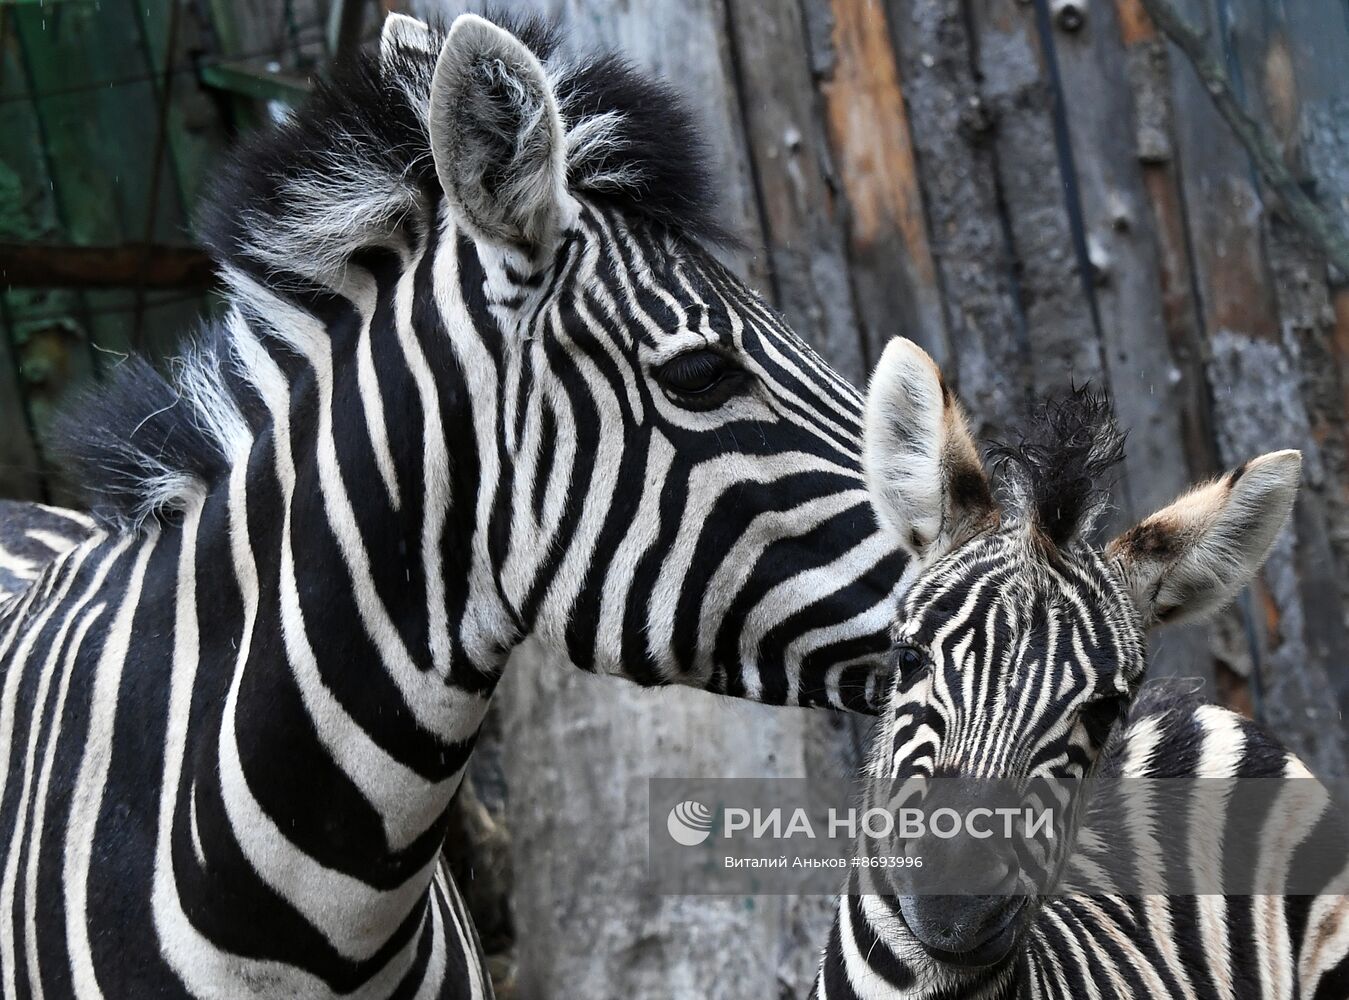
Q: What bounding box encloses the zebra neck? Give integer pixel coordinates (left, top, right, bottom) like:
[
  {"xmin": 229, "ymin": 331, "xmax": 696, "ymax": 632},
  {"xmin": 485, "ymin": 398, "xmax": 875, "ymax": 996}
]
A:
[{"xmin": 172, "ymin": 256, "xmax": 512, "ymax": 972}]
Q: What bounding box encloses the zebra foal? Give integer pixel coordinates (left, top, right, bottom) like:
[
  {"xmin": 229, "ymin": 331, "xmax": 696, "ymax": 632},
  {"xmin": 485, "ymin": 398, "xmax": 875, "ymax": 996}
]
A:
[
  {"xmin": 0, "ymin": 10, "xmax": 909, "ymax": 998},
  {"xmin": 813, "ymin": 338, "xmax": 1349, "ymax": 999}
]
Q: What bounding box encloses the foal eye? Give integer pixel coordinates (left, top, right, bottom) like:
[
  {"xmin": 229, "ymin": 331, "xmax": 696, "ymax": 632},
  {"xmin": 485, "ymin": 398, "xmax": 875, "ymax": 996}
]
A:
[
  {"xmin": 892, "ymin": 643, "xmax": 929, "ymax": 676},
  {"xmin": 653, "ymin": 349, "xmax": 747, "ymax": 409}
]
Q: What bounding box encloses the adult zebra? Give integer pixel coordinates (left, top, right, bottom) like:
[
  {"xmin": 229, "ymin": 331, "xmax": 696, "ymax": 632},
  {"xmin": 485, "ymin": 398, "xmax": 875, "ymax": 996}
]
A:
[
  {"xmin": 812, "ymin": 339, "xmax": 1349, "ymax": 999},
  {"xmin": 0, "ymin": 11, "xmax": 906, "ymax": 998}
]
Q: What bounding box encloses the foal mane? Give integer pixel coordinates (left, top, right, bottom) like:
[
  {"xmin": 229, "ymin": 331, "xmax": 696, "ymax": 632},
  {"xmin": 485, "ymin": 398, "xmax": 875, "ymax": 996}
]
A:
[
  {"xmin": 53, "ymin": 11, "xmax": 721, "ymax": 532},
  {"xmin": 990, "ymin": 385, "xmax": 1126, "ymax": 547}
]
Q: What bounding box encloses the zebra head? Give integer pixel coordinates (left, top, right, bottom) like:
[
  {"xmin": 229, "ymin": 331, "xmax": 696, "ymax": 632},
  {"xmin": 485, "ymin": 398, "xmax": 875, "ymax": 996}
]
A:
[
  {"xmin": 175, "ymin": 11, "xmax": 904, "ymax": 712},
  {"xmin": 857, "ymin": 338, "xmax": 1300, "ymax": 970}
]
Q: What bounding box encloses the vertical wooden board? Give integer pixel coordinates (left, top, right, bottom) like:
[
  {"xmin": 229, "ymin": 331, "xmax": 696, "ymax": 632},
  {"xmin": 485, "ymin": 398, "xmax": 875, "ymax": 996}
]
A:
[
  {"xmin": 723, "ymin": 0, "xmax": 870, "ymax": 385},
  {"xmin": 1278, "ymin": 1, "xmax": 1349, "ymax": 226},
  {"xmin": 880, "ymin": 0, "xmax": 1028, "ymax": 439},
  {"xmin": 1113, "ymin": 1, "xmax": 1218, "ymax": 477},
  {"xmin": 1250, "ymin": 0, "xmax": 1349, "ymax": 662},
  {"xmin": 963, "ymin": 0, "xmax": 1105, "ymax": 397},
  {"xmin": 1165, "ymin": 0, "xmax": 1347, "ymax": 783},
  {"xmin": 808, "ymin": 0, "xmax": 948, "ymax": 373},
  {"xmin": 1163, "ymin": 0, "xmax": 1280, "ymax": 341},
  {"xmin": 1042, "ymin": 2, "xmax": 1196, "ymax": 520}
]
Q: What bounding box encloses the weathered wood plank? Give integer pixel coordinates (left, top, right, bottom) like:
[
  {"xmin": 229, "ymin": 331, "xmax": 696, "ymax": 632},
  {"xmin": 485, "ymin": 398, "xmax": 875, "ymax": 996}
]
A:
[
  {"xmin": 1113, "ymin": 0, "xmax": 1218, "ymax": 479},
  {"xmin": 880, "ymin": 0, "xmax": 1028, "ymax": 439},
  {"xmin": 1220, "ymin": 0, "xmax": 1349, "ymax": 775},
  {"xmin": 808, "ymin": 0, "xmax": 948, "ymax": 372},
  {"xmin": 963, "ymin": 0, "xmax": 1105, "ymax": 398}
]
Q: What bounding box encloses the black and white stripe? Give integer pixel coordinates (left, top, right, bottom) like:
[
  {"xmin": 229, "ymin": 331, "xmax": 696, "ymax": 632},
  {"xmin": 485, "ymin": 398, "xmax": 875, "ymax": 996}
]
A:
[
  {"xmin": 0, "ymin": 12, "xmax": 905, "ymax": 998},
  {"xmin": 0, "ymin": 502, "xmax": 93, "ymax": 607}
]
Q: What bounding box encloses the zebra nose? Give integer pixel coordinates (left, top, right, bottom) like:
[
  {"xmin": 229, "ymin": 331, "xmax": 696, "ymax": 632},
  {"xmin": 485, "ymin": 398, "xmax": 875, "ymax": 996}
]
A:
[{"xmin": 898, "ymin": 893, "xmax": 1026, "ymax": 968}]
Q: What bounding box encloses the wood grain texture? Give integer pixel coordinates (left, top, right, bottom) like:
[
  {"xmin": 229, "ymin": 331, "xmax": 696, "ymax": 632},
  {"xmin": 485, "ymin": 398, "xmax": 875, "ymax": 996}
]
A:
[
  {"xmin": 879, "ymin": 0, "xmax": 1028, "ymax": 439},
  {"xmin": 814, "ymin": 0, "xmax": 947, "ymax": 370}
]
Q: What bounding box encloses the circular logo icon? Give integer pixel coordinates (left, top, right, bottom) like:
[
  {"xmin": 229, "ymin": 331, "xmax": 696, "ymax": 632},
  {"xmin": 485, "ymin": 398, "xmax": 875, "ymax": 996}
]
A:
[{"xmin": 666, "ymin": 800, "xmax": 713, "ymax": 846}]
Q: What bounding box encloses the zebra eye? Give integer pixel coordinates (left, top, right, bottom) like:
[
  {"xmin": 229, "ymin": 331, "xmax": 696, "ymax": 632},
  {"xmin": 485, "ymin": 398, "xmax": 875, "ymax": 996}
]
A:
[
  {"xmin": 892, "ymin": 643, "xmax": 929, "ymax": 676},
  {"xmin": 653, "ymin": 349, "xmax": 747, "ymax": 409}
]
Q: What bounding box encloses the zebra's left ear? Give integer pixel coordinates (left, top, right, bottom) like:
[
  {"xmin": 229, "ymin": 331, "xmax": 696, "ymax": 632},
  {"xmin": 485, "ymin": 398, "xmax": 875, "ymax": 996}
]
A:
[
  {"xmin": 864, "ymin": 338, "xmax": 998, "ymax": 560},
  {"xmin": 380, "ymin": 12, "xmax": 435, "ymax": 67},
  {"xmin": 1106, "ymin": 450, "xmax": 1301, "ymax": 626},
  {"xmin": 429, "ymin": 14, "xmax": 576, "ymax": 250}
]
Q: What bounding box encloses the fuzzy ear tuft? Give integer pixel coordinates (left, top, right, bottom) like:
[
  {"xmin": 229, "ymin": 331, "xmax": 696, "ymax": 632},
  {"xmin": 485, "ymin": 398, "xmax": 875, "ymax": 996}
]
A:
[
  {"xmin": 863, "ymin": 338, "xmax": 997, "ymax": 560},
  {"xmin": 429, "ymin": 14, "xmax": 575, "ymax": 248},
  {"xmin": 1106, "ymin": 450, "xmax": 1301, "ymax": 626}
]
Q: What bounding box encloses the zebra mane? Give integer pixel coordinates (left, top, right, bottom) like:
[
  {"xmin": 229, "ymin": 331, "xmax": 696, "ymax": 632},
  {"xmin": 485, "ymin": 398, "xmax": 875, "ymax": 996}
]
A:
[
  {"xmin": 198, "ymin": 10, "xmax": 726, "ymax": 281},
  {"xmin": 990, "ymin": 385, "xmax": 1126, "ymax": 547},
  {"xmin": 52, "ymin": 11, "xmax": 725, "ymax": 531}
]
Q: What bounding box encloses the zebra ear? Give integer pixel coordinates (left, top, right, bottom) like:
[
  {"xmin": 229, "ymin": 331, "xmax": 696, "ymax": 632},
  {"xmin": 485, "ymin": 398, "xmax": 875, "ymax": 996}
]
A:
[
  {"xmin": 429, "ymin": 14, "xmax": 576, "ymax": 249},
  {"xmin": 380, "ymin": 12, "xmax": 435, "ymax": 67},
  {"xmin": 864, "ymin": 338, "xmax": 997, "ymax": 560},
  {"xmin": 1106, "ymin": 450, "xmax": 1301, "ymax": 626}
]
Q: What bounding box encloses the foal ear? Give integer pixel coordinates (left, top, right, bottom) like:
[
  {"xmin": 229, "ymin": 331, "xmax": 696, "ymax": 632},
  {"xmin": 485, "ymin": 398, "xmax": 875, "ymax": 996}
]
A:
[
  {"xmin": 864, "ymin": 338, "xmax": 997, "ymax": 560},
  {"xmin": 429, "ymin": 14, "xmax": 575, "ymax": 249},
  {"xmin": 1106, "ymin": 450, "xmax": 1301, "ymax": 626}
]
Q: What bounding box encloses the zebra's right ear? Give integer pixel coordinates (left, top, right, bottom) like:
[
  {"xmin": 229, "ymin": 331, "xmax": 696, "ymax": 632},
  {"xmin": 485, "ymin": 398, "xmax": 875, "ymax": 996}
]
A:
[
  {"xmin": 864, "ymin": 339, "xmax": 997, "ymax": 560},
  {"xmin": 428, "ymin": 14, "xmax": 577, "ymax": 250}
]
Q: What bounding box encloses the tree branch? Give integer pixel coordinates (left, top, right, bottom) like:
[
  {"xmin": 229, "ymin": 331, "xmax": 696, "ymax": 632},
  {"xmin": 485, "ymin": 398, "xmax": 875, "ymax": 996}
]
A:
[{"xmin": 1138, "ymin": 0, "xmax": 1349, "ymax": 277}]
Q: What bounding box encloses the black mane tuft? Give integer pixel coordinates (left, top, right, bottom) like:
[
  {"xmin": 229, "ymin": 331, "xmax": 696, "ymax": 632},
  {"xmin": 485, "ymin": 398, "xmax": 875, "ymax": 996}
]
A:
[
  {"xmin": 198, "ymin": 9, "xmax": 727, "ymax": 274},
  {"xmin": 990, "ymin": 384, "xmax": 1126, "ymax": 546},
  {"xmin": 50, "ymin": 355, "xmax": 228, "ymax": 529}
]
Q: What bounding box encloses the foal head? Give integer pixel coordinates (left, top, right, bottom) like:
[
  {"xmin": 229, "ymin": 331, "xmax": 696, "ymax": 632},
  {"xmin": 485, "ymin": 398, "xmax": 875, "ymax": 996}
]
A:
[{"xmin": 858, "ymin": 338, "xmax": 1299, "ymax": 968}]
